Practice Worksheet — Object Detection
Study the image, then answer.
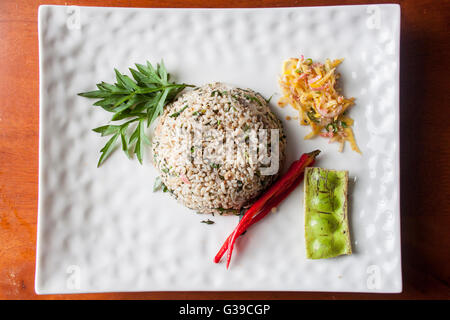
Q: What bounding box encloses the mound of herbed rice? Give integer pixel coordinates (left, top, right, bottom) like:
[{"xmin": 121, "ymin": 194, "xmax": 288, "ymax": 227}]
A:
[{"xmin": 152, "ymin": 82, "xmax": 286, "ymax": 215}]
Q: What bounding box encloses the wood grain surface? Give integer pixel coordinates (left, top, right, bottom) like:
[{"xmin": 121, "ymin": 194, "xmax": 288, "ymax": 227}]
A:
[{"xmin": 0, "ymin": 0, "xmax": 448, "ymax": 300}]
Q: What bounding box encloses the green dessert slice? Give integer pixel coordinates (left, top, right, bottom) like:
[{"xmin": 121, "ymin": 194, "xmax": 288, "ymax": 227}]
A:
[{"xmin": 304, "ymin": 167, "xmax": 352, "ymax": 259}]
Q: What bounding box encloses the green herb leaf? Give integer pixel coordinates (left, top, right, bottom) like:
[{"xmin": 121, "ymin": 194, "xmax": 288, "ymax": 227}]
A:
[
  {"xmin": 169, "ymin": 105, "xmax": 188, "ymax": 118},
  {"xmin": 92, "ymin": 125, "xmax": 121, "ymax": 136},
  {"xmin": 307, "ymin": 110, "xmax": 320, "ymax": 123},
  {"xmin": 265, "ymin": 94, "xmax": 274, "ymax": 103},
  {"xmin": 201, "ymin": 219, "xmax": 215, "ymax": 225},
  {"xmin": 244, "ymin": 94, "xmax": 263, "ymax": 106},
  {"xmin": 78, "ymin": 60, "xmax": 195, "ymax": 166},
  {"xmin": 120, "ymin": 126, "xmax": 129, "ymax": 154},
  {"xmin": 157, "ymin": 60, "xmax": 168, "ymax": 84},
  {"xmin": 129, "ymin": 124, "xmax": 140, "ymax": 145},
  {"xmin": 211, "ymin": 90, "xmax": 223, "ymax": 97},
  {"xmin": 326, "ymin": 121, "xmax": 339, "ymax": 133},
  {"xmin": 217, "ymin": 207, "xmax": 239, "ymax": 215},
  {"xmin": 134, "ymin": 119, "xmax": 145, "ymax": 164},
  {"xmin": 151, "ymin": 89, "xmax": 169, "ymax": 125},
  {"xmin": 111, "ymin": 111, "xmax": 146, "ymax": 121},
  {"xmin": 115, "ymin": 69, "xmax": 138, "ymax": 91},
  {"xmin": 97, "ymin": 132, "xmax": 120, "ymax": 167},
  {"xmin": 161, "ymin": 167, "xmax": 169, "ymax": 174},
  {"xmin": 78, "ymin": 90, "xmax": 112, "ymax": 99},
  {"xmin": 153, "ymin": 176, "xmax": 165, "ymax": 192},
  {"xmin": 210, "ymin": 163, "xmax": 221, "ymax": 169}
]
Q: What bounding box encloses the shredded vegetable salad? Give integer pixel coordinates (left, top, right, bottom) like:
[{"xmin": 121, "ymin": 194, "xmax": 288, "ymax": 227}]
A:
[{"xmin": 278, "ymin": 55, "xmax": 361, "ymax": 153}]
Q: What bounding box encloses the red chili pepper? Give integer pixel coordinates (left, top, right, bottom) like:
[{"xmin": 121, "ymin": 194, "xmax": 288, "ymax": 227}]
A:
[
  {"xmin": 213, "ymin": 179, "xmax": 300, "ymax": 264},
  {"xmin": 213, "ymin": 150, "xmax": 320, "ymax": 267},
  {"xmin": 224, "ymin": 174, "xmax": 303, "ymax": 266},
  {"xmin": 214, "ymin": 150, "xmax": 320, "ymax": 264}
]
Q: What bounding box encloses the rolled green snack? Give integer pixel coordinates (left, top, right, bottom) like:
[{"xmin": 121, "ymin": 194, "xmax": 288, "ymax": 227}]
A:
[{"xmin": 304, "ymin": 167, "xmax": 352, "ymax": 259}]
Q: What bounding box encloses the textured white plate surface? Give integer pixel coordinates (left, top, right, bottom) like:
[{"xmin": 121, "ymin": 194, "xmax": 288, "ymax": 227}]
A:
[{"xmin": 36, "ymin": 4, "xmax": 401, "ymax": 294}]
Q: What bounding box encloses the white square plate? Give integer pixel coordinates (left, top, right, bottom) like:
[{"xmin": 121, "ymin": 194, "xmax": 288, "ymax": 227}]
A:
[{"xmin": 36, "ymin": 4, "xmax": 401, "ymax": 293}]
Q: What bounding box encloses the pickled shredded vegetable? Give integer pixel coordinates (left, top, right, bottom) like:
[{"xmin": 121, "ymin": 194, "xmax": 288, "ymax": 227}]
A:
[{"xmin": 278, "ymin": 56, "xmax": 361, "ymax": 153}]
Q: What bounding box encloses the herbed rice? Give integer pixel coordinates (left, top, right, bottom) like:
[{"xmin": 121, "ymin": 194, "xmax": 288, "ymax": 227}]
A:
[{"xmin": 152, "ymin": 82, "xmax": 286, "ymax": 215}]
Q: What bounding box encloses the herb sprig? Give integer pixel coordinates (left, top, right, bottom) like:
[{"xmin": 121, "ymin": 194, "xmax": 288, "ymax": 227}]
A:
[{"xmin": 78, "ymin": 60, "xmax": 194, "ymax": 166}]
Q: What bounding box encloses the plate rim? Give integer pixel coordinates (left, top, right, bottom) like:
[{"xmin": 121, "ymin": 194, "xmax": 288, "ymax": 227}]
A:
[{"xmin": 35, "ymin": 3, "xmax": 402, "ymax": 294}]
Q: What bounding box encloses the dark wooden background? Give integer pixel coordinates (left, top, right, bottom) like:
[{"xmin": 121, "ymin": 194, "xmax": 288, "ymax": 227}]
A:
[{"xmin": 0, "ymin": 0, "xmax": 448, "ymax": 300}]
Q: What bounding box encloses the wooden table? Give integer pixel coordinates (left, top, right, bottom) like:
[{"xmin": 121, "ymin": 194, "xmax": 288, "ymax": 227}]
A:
[{"xmin": 0, "ymin": 0, "xmax": 448, "ymax": 300}]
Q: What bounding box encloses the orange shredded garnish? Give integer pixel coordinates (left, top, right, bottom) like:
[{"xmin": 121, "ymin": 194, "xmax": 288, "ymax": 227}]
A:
[{"xmin": 278, "ymin": 56, "xmax": 361, "ymax": 153}]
